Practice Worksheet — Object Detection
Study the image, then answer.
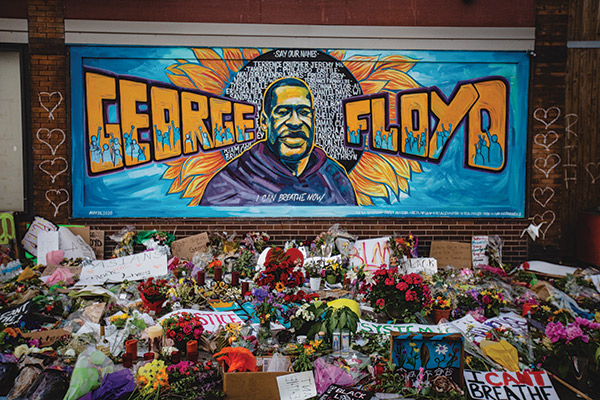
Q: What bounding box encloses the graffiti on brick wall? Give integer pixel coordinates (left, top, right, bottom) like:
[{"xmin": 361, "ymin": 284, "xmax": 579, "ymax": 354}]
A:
[
  {"xmin": 71, "ymin": 47, "xmax": 529, "ymax": 218},
  {"xmin": 530, "ymin": 107, "xmax": 579, "ymax": 239},
  {"xmin": 37, "ymin": 90, "xmax": 69, "ymax": 217}
]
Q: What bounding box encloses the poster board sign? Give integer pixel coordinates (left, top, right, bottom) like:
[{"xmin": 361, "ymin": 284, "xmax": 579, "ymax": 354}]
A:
[
  {"xmin": 318, "ymin": 384, "xmax": 374, "ymax": 400},
  {"xmin": 21, "ymin": 217, "xmax": 57, "ymax": 256},
  {"xmin": 358, "ymin": 319, "xmax": 458, "ymax": 335},
  {"xmin": 391, "ymin": 332, "xmax": 464, "ymax": 388},
  {"xmin": 0, "ymin": 300, "xmax": 32, "ymax": 327},
  {"xmin": 170, "ymin": 232, "xmax": 209, "ymax": 261},
  {"xmin": 464, "ymin": 370, "xmax": 559, "ymax": 400},
  {"xmin": 401, "ymin": 257, "xmax": 437, "ymax": 275},
  {"xmin": 429, "ymin": 241, "xmax": 472, "ymax": 269},
  {"xmin": 471, "ymin": 236, "xmax": 489, "ymax": 267},
  {"xmin": 36, "ymin": 231, "xmax": 59, "ymax": 266},
  {"xmin": 89, "ymin": 230, "xmax": 105, "ymax": 260},
  {"xmin": 277, "ymin": 371, "xmax": 317, "ymax": 400},
  {"xmin": 159, "ymin": 309, "xmax": 243, "ymax": 332},
  {"xmin": 59, "ymin": 226, "xmax": 96, "ymax": 260},
  {"xmin": 451, "ymin": 312, "xmax": 528, "ymax": 344},
  {"xmin": 349, "ymin": 237, "xmax": 390, "ymax": 269},
  {"xmin": 77, "ymin": 250, "xmax": 167, "ymax": 286}
]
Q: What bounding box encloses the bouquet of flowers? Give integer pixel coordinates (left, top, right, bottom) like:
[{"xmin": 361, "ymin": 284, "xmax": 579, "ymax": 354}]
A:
[
  {"xmin": 304, "ymin": 260, "xmax": 323, "ymax": 278},
  {"xmin": 241, "ymin": 231, "xmax": 270, "ymax": 253},
  {"xmin": 311, "ymin": 230, "xmax": 336, "ymax": 257},
  {"xmin": 387, "ymin": 233, "xmax": 418, "ymax": 260},
  {"xmin": 167, "ymin": 257, "xmax": 194, "ymax": 278},
  {"xmin": 166, "ymin": 360, "xmax": 225, "ymax": 400},
  {"xmin": 109, "ymin": 313, "xmax": 129, "ymax": 329},
  {"xmin": 233, "ymin": 248, "xmax": 256, "ymax": 279},
  {"xmin": 250, "ymin": 286, "xmax": 285, "ymax": 327},
  {"xmin": 254, "ymin": 247, "xmax": 304, "ymax": 291},
  {"xmin": 453, "ymin": 287, "xmax": 508, "ymax": 319},
  {"xmin": 362, "ymin": 267, "xmax": 432, "ymax": 322},
  {"xmin": 167, "ymin": 276, "xmax": 199, "ymax": 308},
  {"xmin": 161, "ymin": 312, "xmax": 205, "ymax": 350},
  {"xmin": 291, "ymin": 339, "xmax": 324, "ymax": 371},
  {"xmin": 134, "ymin": 359, "xmax": 169, "ymax": 400},
  {"xmin": 431, "ymin": 294, "xmax": 452, "ymax": 310},
  {"xmin": 137, "ymin": 277, "xmax": 168, "ymax": 313},
  {"xmin": 322, "ymin": 258, "xmax": 346, "ymax": 284}
]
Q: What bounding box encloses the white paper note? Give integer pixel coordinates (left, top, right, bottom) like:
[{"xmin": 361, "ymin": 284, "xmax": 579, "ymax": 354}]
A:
[
  {"xmin": 36, "ymin": 231, "xmax": 60, "ymax": 265},
  {"xmin": 276, "ymin": 371, "xmax": 317, "ymax": 400}
]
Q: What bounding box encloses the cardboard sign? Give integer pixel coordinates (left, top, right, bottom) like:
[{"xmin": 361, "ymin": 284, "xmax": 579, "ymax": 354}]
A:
[
  {"xmin": 170, "ymin": 232, "xmax": 209, "ymax": 261},
  {"xmin": 0, "ymin": 300, "xmax": 32, "ymax": 327},
  {"xmin": 401, "ymin": 257, "xmax": 437, "ymax": 275},
  {"xmin": 21, "ymin": 217, "xmax": 57, "ymax": 256},
  {"xmin": 391, "ymin": 332, "xmax": 464, "ymax": 389},
  {"xmin": 89, "ymin": 230, "xmax": 105, "ymax": 260},
  {"xmin": 159, "ymin": 309, "xmax": 243, "ymax": 332},
  {"xmin": 77, "ymin": 250, "xmax": 167, "ymax": 286},
  {"xmin": 471, "ymin": 236, "xmax": 489, "ymax": 267},
  {"xmin": 66, "ymin": 226, "xmax": 90, "ymax": 244},
  {"xmin": 358, "ymin": 319, "xmax": 458, "ymax": 335},
  {"xmin": 224, "ymin": 371, "xmax": 292, "ymax": 400},
  {"xmin": 429, "ymin": 241, "xmax": 472, "ymax": 269},
  {"xmin": 318, "ymin": 384, "xmax": 373, "ymax": 400},
  {"xmin": 349, "ymin": 237, "xmax": 390, "ymax": 269},
  {"xmin": 277, "ymin": 371, "xmax": 317, "ymax": 400},
  {"xmin": 0, "ymin": 212, "xmax": 16, "ymax": 245},
  {"xmin": 22, "ymin": 328, "xmax": 71, "ymax": 347},
  {"xmin": 464, "ymin": 370, "xmax": 559, "ymax": 400}
]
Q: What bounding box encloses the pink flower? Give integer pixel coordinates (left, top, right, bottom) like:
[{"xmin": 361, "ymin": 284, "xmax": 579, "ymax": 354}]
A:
[
  {"xmin": 183, "ymin": 325, "xmax": 193, "ymax": 335},
  {"xmin": 565, "ymin": 324, "xmax": 587, "ymax": 344},
  {"xmin": 193, "ymin": 328, "xmax": 202, "ymax": 338},
  {"xmin": 376, "ymin": 298, "xmax": 385, "ymax": 308},
  {"xmin": 385, "ymin": 278, "xmax": 395, "ymax": 286},
  {"xmin": 396, "ymin": 282, "xmax": 409, "ymax": 291},
  {"xmin": 545, "ymin": 321, "xmax": 567, "ymax": 343}
]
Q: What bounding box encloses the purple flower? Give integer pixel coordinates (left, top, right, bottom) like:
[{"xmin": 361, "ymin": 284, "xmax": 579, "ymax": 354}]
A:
[
  {"xmin": 565, "ymin": 324, "xmax": 587, "ymax": 344},
  {"xmin": 545, "ymin": 321, "xmax": 567, "ymax": 343}
]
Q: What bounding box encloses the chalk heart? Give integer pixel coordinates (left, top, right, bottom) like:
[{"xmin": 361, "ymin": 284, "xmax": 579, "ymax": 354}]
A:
[
  {"xmin": 533, "ymin": 131, "xmax": 558, "ymax": 151},
  {"xmin": 39, "ymin": 157, "xmax": 68, "ymax": 184},
  {"xmin": 45, "ymin": 189, "xmax": 69, "ymax": 217},
  {"xmin": 38, "ymin": 91, "xmax": 63, "ymax": 120},
  {"xmin": 534, "ymin": 154, "xmax": 561, "ymax": 178},
  {"xmin": 585, "ymin": 162, "xmax": 600, "ymax": 183},
  {"xmin": 532, "ymin": 187, "xmax": 555, "ymax": 208},
  {"xmin": 533, "ymin": 106, "xmax": 561, "ymax": 130},
  {"xmin": 36, "ymin": 128, "xmax": 65, "ymax": 155},
  {"xmin": 532, "ymin": 210, "xmax": 555, "ymax": 239}
]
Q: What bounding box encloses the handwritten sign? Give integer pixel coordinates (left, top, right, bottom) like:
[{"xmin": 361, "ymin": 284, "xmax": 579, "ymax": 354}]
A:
[
  {"xmin": 36, "ymin": 231, "xmax": 60, "ymax": 266},
  {"xmin": 391, "ymin": 332, "xmax": 464, "ymax": 389},
  {"xmin": 429, "ymin": 241, "xmax": 472, "ymax": 269},
  {"xmin": 318, "ymin": 384, "xmax": 373, "ymax": 400},
  {"xmin": 451, "ymin": 312, "xmax": 528, "ymax": 344},
  {"xmin": 89, "ymin": 230, "xmax": 105, "ymax": 260},
  {"xmin": 277, "ymin": 371, "xmax": 317, "ymax": 400},
  {"xmin": 0, "ymin": 300, "xmax": 32, "ymax": 327},
  {"xmin": 349, "ymin": 237, "xmax": 390, "ymax": 269},
  {"xmin": 471, "ymin": 236, "xmax": 489, "ymax": 267},
  {"xmin": 171, "ymin": 232, "xmax": 209, "ymax": 261},
  {"xmin": 464, "ymin": 370, "xmax": 559, "ymax": 400},
  {"xmin": 159, "ymin": 309, "xmax": 243, "ymax": 332},
  {"xmin": 59, "ymin": 226, "xmax": 96, "ymax": 260},
  {"xmin": 22, "ymin": 328, "xmax": 71, "ymax": 347},
  {"xmin": 358, "ymin": 319, "xmax": 458, "ymax": 335},
  {"xmin": 401, "ymin": 257, "xmax": 437, "ymax": 275},
  {"xmin": 77, "ymin": 250, "xmax": 167, "ymax": 285},
  {"xmin": 21, "ymin": 216, "xmax": 57, "ymax": 256}
]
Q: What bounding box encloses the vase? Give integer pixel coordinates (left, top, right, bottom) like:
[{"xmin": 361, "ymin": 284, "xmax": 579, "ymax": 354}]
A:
[
  {"xmin": 140, "ymin": 293, "xmax": 165, "ymax": 315},
  {"xmin": 432, "ymin": 308, "xmax": 451, "ymax": 324},
  {"xmin": 310, "ymin": 277, "xmax": 321, "ymax": 291}
]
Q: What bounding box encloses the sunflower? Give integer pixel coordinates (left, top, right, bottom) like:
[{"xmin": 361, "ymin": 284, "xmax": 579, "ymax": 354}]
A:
[{"xmin": 275, "ymin": 282, "xmax": 285, "ymax": 292}]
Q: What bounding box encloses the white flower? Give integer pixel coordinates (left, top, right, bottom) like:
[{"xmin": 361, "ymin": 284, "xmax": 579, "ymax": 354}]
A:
[
  {"xmin": 434, "ymin": 344, "xmax": 448, "ymax": 356},
  {"xmin": 346, "ymin": 269, "xmax": 358, "ymax": 282}
]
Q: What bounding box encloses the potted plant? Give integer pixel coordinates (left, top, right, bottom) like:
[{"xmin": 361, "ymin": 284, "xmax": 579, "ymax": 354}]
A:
[
  {"xmin": 137, "ymin": 277, "xmax": 168, "ymax": 315},
  {"xmin": 431, "ymin": 294, "xmax": 452, "ymax": 323},
  {"xmin": 304, "ymin": 260, "xmax": 323, "ymax": 290},
  {"xmin": 322, "ymin": 258, "xmax": 345, "ymax": 285}
]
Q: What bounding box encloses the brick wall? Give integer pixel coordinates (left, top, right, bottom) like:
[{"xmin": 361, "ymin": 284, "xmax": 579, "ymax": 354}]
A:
[{"xmin": 21, "ymin": 0, "xmax": 535, "ymax": 266}]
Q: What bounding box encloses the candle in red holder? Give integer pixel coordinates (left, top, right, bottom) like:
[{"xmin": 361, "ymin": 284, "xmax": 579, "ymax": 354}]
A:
[
  {"xmin": 123, "ymin": 352, "xmax": 133, "ymax": 368},
  {"xmin": 214, "ymin": 266, "xmax": 222, "ymax": 281},
  {"xmin": 196, "ymin": 270, "xmax": 205, "ymax": 285},
  {"xmin": 125, "ymin": 339, "xmax": 137, "ymax": 356},
  {"xmin": 241, "ymin": 281, "xmax": 249, "ymax": 296},
  {"xmin": 143, "ymin": 352, "xmax": 154, "ymax": 361},
  {"xmin": 187, "ymin": 351, "xmax": 198, "ymax": 362},
  {"xmin": 171, "ymin": 351, "xmax": 181, "ymax": 364},
  {"xmin": 231, "ymin": 270, "xmax": 240, "ymax": 286},
  {"xmin": 187, "ymin": 340, "xmax": 198, "ymax": 354}
]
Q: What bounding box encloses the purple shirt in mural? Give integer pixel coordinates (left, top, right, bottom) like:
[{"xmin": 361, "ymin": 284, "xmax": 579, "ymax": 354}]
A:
[{"xmin": 200, "ymin": 142, "xmax": 357, "ymax": 206}]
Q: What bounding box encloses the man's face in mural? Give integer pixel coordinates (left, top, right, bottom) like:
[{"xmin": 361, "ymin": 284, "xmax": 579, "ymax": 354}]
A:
[{"xmin": 261, "ymin": 82, "xmax": 315, "ymax": 163}]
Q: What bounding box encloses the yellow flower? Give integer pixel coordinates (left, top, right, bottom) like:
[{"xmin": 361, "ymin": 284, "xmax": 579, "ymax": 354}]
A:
[
  {"xmin": 409, "ymin": 342, "xmax": 416, "ymax": 347},
  {"xmin": 275, "ymin": 282, "xmax": 285, "ymax": 292},
  {"xmin": 414, "ymin": 348, "xmax": 420, "ymax": 353}
]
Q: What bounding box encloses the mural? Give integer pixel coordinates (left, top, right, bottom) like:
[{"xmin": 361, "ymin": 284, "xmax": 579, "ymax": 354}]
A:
[{"xmin": 70, "ymin": 47, "xmax": 529, "ymax": 218}]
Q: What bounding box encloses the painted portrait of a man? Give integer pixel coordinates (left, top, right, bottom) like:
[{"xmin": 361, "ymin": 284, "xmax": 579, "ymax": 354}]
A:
[{"xmin": 200, "ymin": 77, "xmax": 357, "ymax": 206}]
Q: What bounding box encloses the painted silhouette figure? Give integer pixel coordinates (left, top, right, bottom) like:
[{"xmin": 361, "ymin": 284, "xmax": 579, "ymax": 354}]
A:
[
  {"xmin": 171, "ymin": 120, "xmax": 179, "ymax": 147},
  {"xmin": 199, "ymin": 126, "xmax": 211, "ymax": 149},
  {"xmin": 434, "ymin": 123, "xmax": 452, "ymax": 158},
  {"xmin": 101, "ymin": 144, "xmax": 111, "ymax": 164},
  {"xmin": 155, "ymin": 125, "xmax": 164, "ymax": 150},
  {"xmin": 90, "ymin": 127, "xmax": 102, "ymax": 163},
  {"xmin": 486, "ymin": 129, "xmax": 503, "ymax": 168},
  {"xmin": 185, "ymin": 133, "xmax": 193, "ymax": 151},
  {"xmin": 111, "ymin": 137, "xmax": 122, "ymax": 166}
]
